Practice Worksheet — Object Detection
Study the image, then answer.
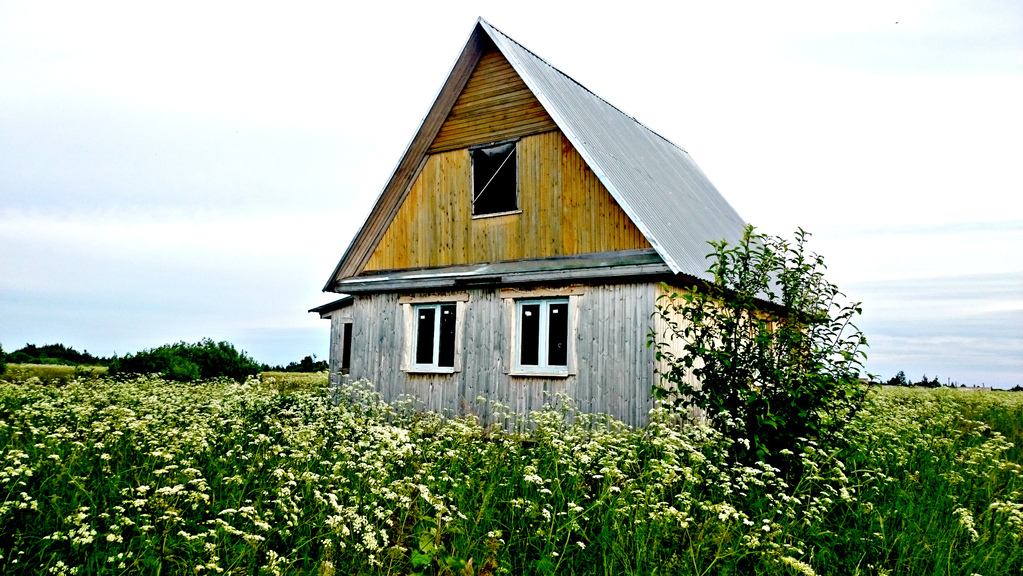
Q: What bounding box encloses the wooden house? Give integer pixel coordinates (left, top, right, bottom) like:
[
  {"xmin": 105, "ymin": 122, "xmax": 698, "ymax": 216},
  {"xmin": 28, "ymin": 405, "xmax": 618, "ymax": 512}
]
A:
[{"xmin": 312, "ymin": 19, "xmax": 747, "ymax": 426}]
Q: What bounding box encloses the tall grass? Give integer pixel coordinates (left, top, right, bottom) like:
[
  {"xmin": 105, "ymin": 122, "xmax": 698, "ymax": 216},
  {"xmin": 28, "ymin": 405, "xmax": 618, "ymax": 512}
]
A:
[
  {"xmin": 0, "ymin": 376, "xmax": 1020, "ymax": 575},
  {"xmin": 815, "ymin": 387, "xmax": 1023, "ymax": 574}
]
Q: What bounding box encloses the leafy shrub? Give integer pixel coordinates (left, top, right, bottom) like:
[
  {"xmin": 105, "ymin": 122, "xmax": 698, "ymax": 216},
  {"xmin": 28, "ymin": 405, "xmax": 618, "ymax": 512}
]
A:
[
  {"xmin": 109, "ymin": 339, "xmax": 260, "ymax": 382},
  {"xmin": 651, "ymin": 226, "xmax": 870, "ymax": 463}
]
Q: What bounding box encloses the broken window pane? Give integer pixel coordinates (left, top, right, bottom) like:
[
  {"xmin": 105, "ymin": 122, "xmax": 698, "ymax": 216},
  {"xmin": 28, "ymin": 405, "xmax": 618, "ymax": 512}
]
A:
[{"xmin": 472, "ymin": 142, "xmax": 517, "ymax": 216}]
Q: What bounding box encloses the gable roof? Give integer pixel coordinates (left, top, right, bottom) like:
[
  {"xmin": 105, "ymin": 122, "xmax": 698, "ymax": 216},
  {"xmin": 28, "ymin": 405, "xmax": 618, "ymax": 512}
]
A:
[{"xmin": 324, "ymin": 18, "xmax": 747, "ymax": 291}]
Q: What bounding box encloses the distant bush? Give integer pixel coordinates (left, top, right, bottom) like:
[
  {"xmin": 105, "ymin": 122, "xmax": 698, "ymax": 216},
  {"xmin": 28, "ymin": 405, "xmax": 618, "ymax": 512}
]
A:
[
  {"xmin": 886, "ymin": 370, "xmax": 909, "ymax": 386},
  {"xmin": 0, "ymin": 343, "xmax": 6, "ymax": 376},
  {"xmin": 109, "ymin": 339, "xmax": 260, "ymax": 382}
]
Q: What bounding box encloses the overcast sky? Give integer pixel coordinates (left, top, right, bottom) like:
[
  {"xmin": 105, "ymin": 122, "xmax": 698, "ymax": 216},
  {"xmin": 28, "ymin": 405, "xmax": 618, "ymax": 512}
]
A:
[{"xmin": 1, "ymin": 1, "xmax": 1020, "ymax": 385}]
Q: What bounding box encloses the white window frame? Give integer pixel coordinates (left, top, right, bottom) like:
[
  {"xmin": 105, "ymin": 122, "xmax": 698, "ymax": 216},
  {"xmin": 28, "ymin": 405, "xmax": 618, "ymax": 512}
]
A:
[
  {"xmin": 399, "ymin": 293, "xmax": 468, "ymax": 374},
  {"xmin": 411, "ymin": 303, "xmax": 456, "ymax": 372}
]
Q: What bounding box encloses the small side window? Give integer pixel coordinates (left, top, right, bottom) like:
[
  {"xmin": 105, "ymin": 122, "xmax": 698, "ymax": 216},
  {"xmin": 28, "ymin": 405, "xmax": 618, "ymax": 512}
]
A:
[
  {"xmin": 341, "ymin": 322, "xmax": 352, "ymax": 373},
  {"xmin": 412, "ymin": 303, "xmax": 457, "ymax": 370},
  {"xmin": 472, "ymin": 142, "xmax": 517, "ymax": 216}
]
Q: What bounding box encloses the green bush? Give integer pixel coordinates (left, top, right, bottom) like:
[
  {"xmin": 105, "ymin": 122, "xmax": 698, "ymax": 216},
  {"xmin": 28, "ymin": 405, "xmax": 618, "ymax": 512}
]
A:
[
  {"xmin": 0, "ymin": 343, "xmax": 6, "ymax": 376},
  {"xmin": 109, "ymin": 339, "xmax": 260, "ymax": 382},
  {"xmin": 651, "ymin": 226, "xmax": 869, "ymax": 463}
]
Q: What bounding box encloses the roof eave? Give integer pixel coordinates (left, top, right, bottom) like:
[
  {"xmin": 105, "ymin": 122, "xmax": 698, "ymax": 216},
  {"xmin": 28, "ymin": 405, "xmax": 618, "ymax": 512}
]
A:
[{"xmin": 322, "ymin": 19, "xmax": 490, "ymax": 291}]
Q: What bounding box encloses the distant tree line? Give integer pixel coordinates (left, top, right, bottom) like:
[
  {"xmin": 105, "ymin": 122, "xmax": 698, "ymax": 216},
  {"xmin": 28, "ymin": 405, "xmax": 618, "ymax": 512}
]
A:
[
  {"xmin": 261, "ymin": 355, "xmax": 328, "ymax": 373},
  {"xmin": 884, "ymin": 370, "xmax": 1020, "ymax": 391},
  {"xmin": 1, "ymin": 340, "xmax": 328, "ymax": 382},
  {"xmin": 4, "ymin": 343, "xmax": 112, "ymax": 366}
]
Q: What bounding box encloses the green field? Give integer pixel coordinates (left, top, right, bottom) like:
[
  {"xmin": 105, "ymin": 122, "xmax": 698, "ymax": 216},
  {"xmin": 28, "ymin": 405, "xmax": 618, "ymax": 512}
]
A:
[
  {"xmin": 0, "ymin": 373, "xmax": 1020, "ymax": 575},
  {"xmin": 1, "ymin": 363, "xmax": 108, "ymax": 385}
]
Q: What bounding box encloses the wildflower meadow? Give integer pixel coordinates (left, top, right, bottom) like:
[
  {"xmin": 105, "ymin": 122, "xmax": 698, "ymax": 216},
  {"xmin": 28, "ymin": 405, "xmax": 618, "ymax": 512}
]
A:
[{"xmin": 1, "ymin": 373, "xmax": 1021, "ymax": 575}]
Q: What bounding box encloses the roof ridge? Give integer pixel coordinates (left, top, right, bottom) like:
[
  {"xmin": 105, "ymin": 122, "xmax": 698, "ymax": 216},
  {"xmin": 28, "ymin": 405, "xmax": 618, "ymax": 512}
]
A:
[{"xmin": 479, "ymin": 18, "xmax": 689, "ymax": 155}]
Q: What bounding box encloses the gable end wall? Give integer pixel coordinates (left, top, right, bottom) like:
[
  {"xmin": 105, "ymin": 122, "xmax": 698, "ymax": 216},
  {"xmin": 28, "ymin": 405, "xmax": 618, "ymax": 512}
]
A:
[
  {"xmin": 364, "ymin": 131, "xmax": 651, "ymax": 271},
  {"xmin": 428, "ymin": 46, "xmax": 559, "ymax": 153}
]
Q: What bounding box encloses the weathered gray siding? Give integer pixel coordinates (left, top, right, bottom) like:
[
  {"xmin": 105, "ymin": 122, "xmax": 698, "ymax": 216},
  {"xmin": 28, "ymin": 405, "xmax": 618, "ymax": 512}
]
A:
[{"xmin": 332, "ymin": 282, "xmax": 660, "ymax": 427}]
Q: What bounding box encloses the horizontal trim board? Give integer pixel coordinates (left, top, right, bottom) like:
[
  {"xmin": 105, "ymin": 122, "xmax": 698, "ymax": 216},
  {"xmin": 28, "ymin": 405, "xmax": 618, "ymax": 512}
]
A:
[
  {"xmin": 333, "ymin": 265, "xmax": 673, "ymax": 293},
  {"xmin": 499, "ymin": 286, "xmax": 586, "ymax": 299},
  {"xmin": 398, "ymin": 292, "xmax": 471, "ymax": 304}
]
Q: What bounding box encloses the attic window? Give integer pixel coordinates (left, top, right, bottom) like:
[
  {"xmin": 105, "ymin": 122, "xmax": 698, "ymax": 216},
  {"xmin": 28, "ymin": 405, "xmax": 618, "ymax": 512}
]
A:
[{"xmin": 471, "ymin": 142, "xmax": 517, "ymax": 216}]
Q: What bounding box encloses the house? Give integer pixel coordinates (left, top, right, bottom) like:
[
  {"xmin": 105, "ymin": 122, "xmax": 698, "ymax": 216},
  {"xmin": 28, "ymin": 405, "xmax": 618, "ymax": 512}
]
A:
[{"xmin": 312, "ymin": 19, "xmax": 747, "ymax": 427}]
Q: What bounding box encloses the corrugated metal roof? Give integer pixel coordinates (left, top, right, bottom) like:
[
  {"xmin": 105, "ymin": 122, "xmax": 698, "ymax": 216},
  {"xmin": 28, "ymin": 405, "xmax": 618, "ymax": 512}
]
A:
[
  {"xmin": 479, "ymin": 19, "xmax": 746, "ymax": 280},
  {"xmin": 323, "ymin": 19, "xmax": 748, "ymax": 291}
]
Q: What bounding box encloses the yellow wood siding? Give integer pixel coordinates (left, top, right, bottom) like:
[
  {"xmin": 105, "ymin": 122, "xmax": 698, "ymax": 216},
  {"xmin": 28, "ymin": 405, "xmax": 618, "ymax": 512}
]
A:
[
  {"xmin": 427, "ymin": 47, "xmax": 558, "ymax": 154},
  {"xmin": 363, "ymin": 131, "xmax": 651, "ymax": 271}
]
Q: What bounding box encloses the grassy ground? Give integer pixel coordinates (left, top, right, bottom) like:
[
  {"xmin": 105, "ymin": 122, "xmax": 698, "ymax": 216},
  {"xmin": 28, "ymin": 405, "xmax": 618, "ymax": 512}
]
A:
[
  {"xmin": 258, "ymin": 370, "xmax": 329, "ymax": 392},
  {"xmin": 0, "ymin": 374, "xmax": 1020, "ymax": 575}
]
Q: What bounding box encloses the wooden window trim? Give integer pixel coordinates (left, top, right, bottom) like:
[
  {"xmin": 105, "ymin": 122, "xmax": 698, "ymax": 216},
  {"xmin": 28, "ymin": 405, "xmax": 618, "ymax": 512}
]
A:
[
  {"xmin": 500, "ymin": 286, "xmax": 586, "ymax": 299},
  {"xmin": 471, "ymin": 209, "xmax": 522, "ymax": 220},
  {"xmin": 399, "ymin": 292, "xmax": 470, "ymax": 304}
]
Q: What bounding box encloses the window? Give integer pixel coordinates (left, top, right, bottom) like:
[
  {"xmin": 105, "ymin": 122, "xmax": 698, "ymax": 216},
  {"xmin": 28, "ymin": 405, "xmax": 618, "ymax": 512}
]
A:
[
  {"xmin": 471, "ymin": 141, "xmax": 517, "ymax": 216},
  {"xmin": 341, "ymin": 322, "xmax": 352, "ymax": 373},
  {"xmin": 400, "ymin": 293, "xmax": 468, "ymax": 374},
  {"xmin": 412, "ymin": 303, "xmax": 457, "ymax": 370},
  {"xmin": 515, "ymin": 298, "xmax": 569, "ymax": 374}
]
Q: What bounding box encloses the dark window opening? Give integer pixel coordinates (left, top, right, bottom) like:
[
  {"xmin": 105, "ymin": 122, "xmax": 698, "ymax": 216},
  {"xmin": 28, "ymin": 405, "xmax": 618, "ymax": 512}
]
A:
[
  {"xmin": 547, "ymin": 303, "xmax": 568, "ymax": 366},
  {"xmin": 520, "ymin": 303, "xmax": 541, "ymax": 366},
  {"xmin": 415, "ymin": 308, "xmax": 436, "ymax": 365},
  {"xmin": 472, "ymin": 142, "xmax": 517, "ymax": 216},
  {"xmin": 438, "ymin": 304, "xmax": 456, "ymax": 368},
  {"xmin": 341, "ymin": 323, "xmax": 352, "ymax": 373}
]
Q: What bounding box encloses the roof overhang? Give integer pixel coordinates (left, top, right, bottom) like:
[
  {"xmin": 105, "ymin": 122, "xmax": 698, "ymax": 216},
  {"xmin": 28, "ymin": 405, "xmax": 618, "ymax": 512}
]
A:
[
  {"xmin": 331, "ymin": 249, "xmax": 672, "ymax": 293},
  {"xmin": 308, "ymin": 296, "xmax": 354, "ymax": 319}
]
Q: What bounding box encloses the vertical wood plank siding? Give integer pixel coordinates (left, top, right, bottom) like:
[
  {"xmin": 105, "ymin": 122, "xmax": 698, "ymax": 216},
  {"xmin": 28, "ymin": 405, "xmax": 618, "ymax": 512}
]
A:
[
  {"xmin": 364, "ymin": 131, "xmax": 650, "ymax": 271},
  {"xmin": 340, "ymin": 283, "xmax": 659, "ymax": 427},
  {"xmin": 427, "ymin": 47, "xmax": 558, "ymax": 154}
]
